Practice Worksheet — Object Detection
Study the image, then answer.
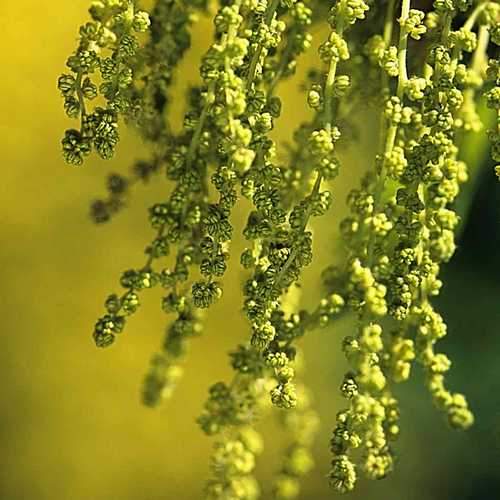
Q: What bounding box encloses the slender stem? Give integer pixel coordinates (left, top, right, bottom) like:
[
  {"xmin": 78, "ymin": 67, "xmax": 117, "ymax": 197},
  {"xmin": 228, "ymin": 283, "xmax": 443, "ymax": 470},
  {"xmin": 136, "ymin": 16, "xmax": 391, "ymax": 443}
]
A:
[
  {"xmin": 246, "ymin": 0, "xmax": 281, "ymax": 89},
  {"xmin": 323, "ymin": 20, "xmax": 345, "ymax": 130},
  {"xmin": 459, "ymin": 25, "xmax": 490, "ymax": 132},
  {"xmin": 463, "ymin": 1, "xmax": 489, "ymax": 32},
  {"xmin": 453, "ymin": 26, "xmax": 490, "ymax": 237},
  {"xmin": 441, "ymin": 12, "xmax": 452, "ymax": 46},
  {"xmin": 273, "ymin": 173, "xmax": 322, "ymax": 287},
  {"xmin": 267, "ymin": 27, "xmax": 297, "ymax": 97},
  {"xmin": 75, "ymin": 71, "xmax": 87, "ymax": 128},
  {"xmin": 451, "ymin": 1, "xmax": 490, "ymax": 61},
  {"xmin": 471, "ymin": 24, "xmax": 490, "ymax": 72},
  {"xmin": 417, "ymin": 5, "xmax": 471, "ymax": 300},
  {"xmin": 186, "ymin": 88, "xmax": 213, "ymax": 168},
  {"xmin": 367, "ymin": 0, "xmax": 411, "ymax": 265},
  {"xmin": 379, "ymin": 0, "xmax": 398, "ymax": 145},
  {"xmin": 143, "ymin": 0, "xmax": 245, "ymax": 271},
  {"xmin": 274, "ymin": 19, "xmax": 346, "ymax": 290},
  {"xmin": 396, "ymin": 0, "xmax": 410, "ymax": 98},
  {"xmin": 383, "ymin": 0, "xmax": 396, "ymax": 45}
]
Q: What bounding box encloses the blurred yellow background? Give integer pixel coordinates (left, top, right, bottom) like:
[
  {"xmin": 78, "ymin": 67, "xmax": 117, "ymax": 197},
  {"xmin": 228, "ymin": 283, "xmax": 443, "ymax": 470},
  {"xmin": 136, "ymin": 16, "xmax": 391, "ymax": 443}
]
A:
[{"xmin": 1, "ymin": 2, "xmax": 499, "ymax": 500}]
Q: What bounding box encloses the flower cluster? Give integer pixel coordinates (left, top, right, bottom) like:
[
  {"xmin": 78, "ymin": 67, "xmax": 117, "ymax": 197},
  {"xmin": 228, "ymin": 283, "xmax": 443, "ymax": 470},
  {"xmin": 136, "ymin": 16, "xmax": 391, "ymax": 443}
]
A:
[
  {"xmin": 322, "ymin": 0, "xmax": 497, "ymax": 490},
  {"xmin": 59, "ymin": 0, "xmax": 151, "ymax": 165},
  {"xmin": 272, "ymin": 354, "xmax": 319, "ymax": 500},
  {"xmin": 59, "ymin": 0, "xmax": 500, "ymax": 496}
]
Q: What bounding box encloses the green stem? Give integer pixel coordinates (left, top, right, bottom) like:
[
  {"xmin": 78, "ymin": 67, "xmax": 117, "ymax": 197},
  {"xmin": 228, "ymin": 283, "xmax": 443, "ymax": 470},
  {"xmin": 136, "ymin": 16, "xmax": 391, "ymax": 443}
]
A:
[
  {"xmin": 274, "ymin": 19, "xmax": 346, "ymax": 290},
  {"xmin": 75, "ymin": 71, "xmax": 87, "ymax": 127},
  {"xmin": 273, "ymin": 173, "xmax": 322, "ymax": 288},
  {"xmin": 441, "ymin": 12, "xmax": 452, "ymax": 46},
  {"xmin": 246, "ymin": 0, "xmax": 281, "ymax": 89},
  {"xmin": 455, "ymin": 26, "xmax": 491, "ymax": 236},
  {"xmin": 323, "ymin": 21, "xmax": 345, "ymax": 129},
  {"xmin": 383, "ymin": 0, "xmax": 396, "ymax": 45},
  {"xmin": 463, "ymin": 1, "xmax": 489, "ymax": 32},
  {"xmin": 186, "ymin": 88, "xmax": 213, "ymax": 168},
  {"xmin": 471, "ymin": 24, "xmax": 490, "ymax": 71},
  {"xmin": 396, "ymin": 0, "xmax": 410, "ymax": 98},
  {"xmin": 367, "ymin": 0, "xmax": 411, "ymax": 265},
  {"xmin": 267, "ymin": 26, "xmax": 297, "ymax": 97}
]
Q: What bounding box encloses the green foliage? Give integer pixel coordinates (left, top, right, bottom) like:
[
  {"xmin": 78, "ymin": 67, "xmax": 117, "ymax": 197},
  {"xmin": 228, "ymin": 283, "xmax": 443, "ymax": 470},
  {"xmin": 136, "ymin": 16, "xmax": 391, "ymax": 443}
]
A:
[{"xmin": 58, "ymin": 0, "xmax": 500, "ymax": 497}]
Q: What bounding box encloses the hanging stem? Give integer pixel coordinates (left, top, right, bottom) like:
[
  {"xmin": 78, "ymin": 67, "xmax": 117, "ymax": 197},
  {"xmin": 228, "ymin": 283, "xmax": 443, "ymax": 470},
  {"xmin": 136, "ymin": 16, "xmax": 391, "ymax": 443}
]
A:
[
  {"xmin": 274, "ymin": 17, "xmax": 346, "ymax": 291},
  {"xmin": 367, "ymin": 0, "xmax": 411, "ymax": 265},
  {"xmin": 246, "ymin": 0, "xmax": 281, "ymax": 89}
]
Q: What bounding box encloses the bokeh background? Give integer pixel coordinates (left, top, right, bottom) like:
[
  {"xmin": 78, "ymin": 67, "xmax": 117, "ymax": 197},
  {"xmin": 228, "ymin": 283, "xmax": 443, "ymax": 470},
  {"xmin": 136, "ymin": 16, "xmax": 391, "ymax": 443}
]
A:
[{"xmin": 1, "ymin": 2, "xmax": 499, "ymax": 499}]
